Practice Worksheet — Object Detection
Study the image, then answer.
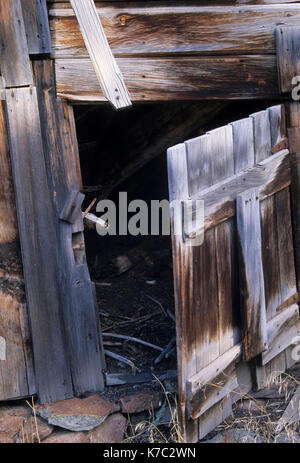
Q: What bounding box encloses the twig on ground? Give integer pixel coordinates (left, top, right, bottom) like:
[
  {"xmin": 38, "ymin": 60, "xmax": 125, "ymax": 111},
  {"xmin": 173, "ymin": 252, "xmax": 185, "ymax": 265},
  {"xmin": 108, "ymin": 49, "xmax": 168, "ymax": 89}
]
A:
[
  {"xmin": 166, "ymin": 309, "xmax": 175, "ymax": 323},
  {"xmin": 104, "ymin": 350, "xmax": 138, "ymax": 374},
  {"xmin": 103, "ymin": 333, "xmax": 163, "ymax": 352},
  {"xmin": 147, "ymin": 296, "xmax": 168, "ymax": 317},
  {"xmin": 154, "ymin": 337, "xmax": 176, "ymax": 365}
]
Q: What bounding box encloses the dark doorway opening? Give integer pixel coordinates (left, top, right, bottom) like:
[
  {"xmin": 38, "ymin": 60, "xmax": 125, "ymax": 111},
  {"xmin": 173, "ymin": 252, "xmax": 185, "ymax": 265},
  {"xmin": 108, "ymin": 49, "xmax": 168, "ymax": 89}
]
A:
[{"xmin": 74, "ymin": 99, "xmax": 279, "ymax": 388}]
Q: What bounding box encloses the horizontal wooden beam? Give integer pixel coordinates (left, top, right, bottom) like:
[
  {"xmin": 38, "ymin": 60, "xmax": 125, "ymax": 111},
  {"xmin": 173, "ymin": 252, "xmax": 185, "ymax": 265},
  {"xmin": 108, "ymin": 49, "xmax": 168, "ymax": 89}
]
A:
[
  {"xmin": 186, "ymin": 344, "xmax": 241, "ymax": 420},
  {"xmin": 187, "ymin": 149, "xmax": 291, "ymax": 233},
  {"xmin": 49, "ymin": 3, "xmax": 300, "ymax": 58},
  {"xmin": 55, "ymin": 55, "xmax": 280, "ymax": 102},
  {"xmin": 261, "ymin": 304, "xmax": 300, "ymax": 365},
  {"xmin": 47, "ymin": 1, "xmax": 300, "ymax": 4}
]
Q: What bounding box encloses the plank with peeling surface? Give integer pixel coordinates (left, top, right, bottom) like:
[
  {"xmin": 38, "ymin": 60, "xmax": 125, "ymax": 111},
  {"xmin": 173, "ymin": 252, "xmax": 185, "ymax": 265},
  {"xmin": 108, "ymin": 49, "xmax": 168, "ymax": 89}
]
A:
[
  {"xmin": 5, "ymin": 87, "xmax": 74, "ymax": 403},
  {"xmin": 0, "ymin": 101, "xmax": 36, "ymax": 401},
  {"xmin": 33, "ymin": 60, "xmax": 104, "ymax": 394},
  {"xmin": 0, "ymin": 0, "xmax": 33, "ymax": 87},
  {"xmin": 21, "ymin": 0, "xmax": 52, "ymax": 54}
]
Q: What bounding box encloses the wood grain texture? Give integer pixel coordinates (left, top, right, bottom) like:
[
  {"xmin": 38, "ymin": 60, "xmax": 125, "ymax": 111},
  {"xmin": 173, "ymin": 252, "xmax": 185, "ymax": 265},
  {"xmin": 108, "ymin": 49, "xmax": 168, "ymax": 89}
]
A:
[
  {"xmin": 0, "ymin": 101, "xmax": 35, "ymax": 401},
  {"xmin": 5, "ymin": 87, "xmax": 74, "ymax": 403},
  {"xmin": 0, "ymin": 0, "xmax": 33, "ymax": 87},
  {"xmin": 168, "ymin": 103, "xmax": 298, "ymax": 440},
  {"xmin": 288, "ymin": 106, "xmax": 300, "ymax": 294},
  {"xmin": 21, "ymin": 0, "xmax": 52, "ymax": 54},
  {"xmin": 237, "ymin": 188, "xmax": 268, "ymax": 361},
  {"xmin": 195, "ymin": 149, "xmax": 291, "ymax": 233},
  {"xmin": 48, "ymin": 3, "xmax": 300, "ymax": 58},
  {"xmin": 33, "ymin": 60, "xmax": 104, "ymax": 395},
  {"xmin": 187, "ymin": 344, "xmax": 241, "ymax": 420},
  {"xmin": 276, "ymin": 26, "xmax": 300, "ymax": 93},
  {"xmin": 55, "ymin": 55, "xmax": 280, "ymax": 102},
  {"xmin": 168, "ymin": 142, "xmax": 198, "ymax": 443},
  {"xmin": 261, "ymin": 304, "xmax": 300, "ymax": 365},
  {"xmin": 70, "ymin": 0, "xmax": 131, "ymax": 109}
]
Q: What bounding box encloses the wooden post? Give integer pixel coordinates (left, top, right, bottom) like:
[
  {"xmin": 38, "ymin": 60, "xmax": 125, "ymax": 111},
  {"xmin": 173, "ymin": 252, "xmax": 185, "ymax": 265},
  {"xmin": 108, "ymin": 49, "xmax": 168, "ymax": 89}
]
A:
[
  {"xmin": 0, "ymin": 99, "xmax": 35, "ymax": 400},
  {"xmin": 0, "ymin": 0, "xmax": 104, "ymax": 403}
]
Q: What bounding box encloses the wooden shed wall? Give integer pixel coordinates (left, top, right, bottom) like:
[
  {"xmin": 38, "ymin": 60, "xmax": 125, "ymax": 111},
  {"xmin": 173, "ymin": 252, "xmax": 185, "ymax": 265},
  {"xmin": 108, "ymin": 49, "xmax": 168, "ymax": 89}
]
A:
[{"xmin": 48, "ymin": 1, "xmax": 300, "ymax": 102}]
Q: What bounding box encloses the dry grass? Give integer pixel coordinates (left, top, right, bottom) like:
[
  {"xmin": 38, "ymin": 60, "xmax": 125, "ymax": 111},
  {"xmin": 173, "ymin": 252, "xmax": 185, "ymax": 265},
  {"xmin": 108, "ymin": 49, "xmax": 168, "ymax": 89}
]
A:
[
  {"xmin": 210, "ymin": 370, "xmax": 300, "ymax": 443},
  {"xmin": 123, "ymin": 377, "xmax": 184, "ymax": 443},
  {"xmin": 125, "ymin": 368, "xmax": 300, "ymax": 443}
]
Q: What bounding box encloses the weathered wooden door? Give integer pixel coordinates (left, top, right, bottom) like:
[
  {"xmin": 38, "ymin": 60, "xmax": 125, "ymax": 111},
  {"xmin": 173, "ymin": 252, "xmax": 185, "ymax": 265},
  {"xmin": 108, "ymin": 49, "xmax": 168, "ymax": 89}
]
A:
[{"xmin": 168, "ymin": 104, "xmax": 300, "ymax": 443}]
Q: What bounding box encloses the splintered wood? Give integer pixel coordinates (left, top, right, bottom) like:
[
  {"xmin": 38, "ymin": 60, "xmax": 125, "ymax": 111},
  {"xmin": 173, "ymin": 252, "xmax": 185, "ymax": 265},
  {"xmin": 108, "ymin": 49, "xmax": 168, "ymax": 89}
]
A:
[{"xmin": 70, "ymin": 0, "xmax": 131, "ymax": 109}]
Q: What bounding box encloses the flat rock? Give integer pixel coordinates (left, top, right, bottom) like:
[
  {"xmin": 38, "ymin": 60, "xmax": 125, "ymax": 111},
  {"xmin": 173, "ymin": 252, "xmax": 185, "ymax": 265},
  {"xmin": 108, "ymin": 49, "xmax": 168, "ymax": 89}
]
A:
[
  {"xmin": 42, "ymin": 431, "xmax": 89, "ymax": 444},
  {"xmin": 16, "ymin": 416, "xmax": 54, "ymax": 443},
  {"xmin": 120, "ymin": 391, "xmax": 162, "ymax": 414},
  {"xmin": 89, "ymin": 413, "xmax": 127, "ymax": 443},
  {"xmin": 204, "ymin": 429, "xmax": 264, "ymax": 444},
  {"xmin": 0, "ymin": 405, "xmax": 31, "ymax": 443},
  {"xmin": 37, "ymin": 395, "xmax": 119, "ymax": 432}
]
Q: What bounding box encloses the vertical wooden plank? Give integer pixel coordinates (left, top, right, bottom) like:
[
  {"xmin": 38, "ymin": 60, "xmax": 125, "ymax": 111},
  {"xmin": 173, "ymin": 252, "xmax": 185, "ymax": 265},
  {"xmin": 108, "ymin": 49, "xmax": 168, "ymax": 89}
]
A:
[
  {"xmin": 260, "ymin": 196, "xmax": 281, "ymax": 321},
  {"xmin": 275, "ymin": 189, "xmax": 297, "ymax": 305},
  {"xmin": 237, "ymin": 188, "xmax": 268, "ymax": 361},
  {"xmin": 70, "ymin": 0, "xmax": 131, "ymax": 109},
  {"xmin": 268, "ymin": 105, "xmax": 286, "ymax": 149},
  {"xmin": 5, "ymin": 87, "xmax": 73, "ymax": 403},
  {"xmin": 216, "ymin": 219, "xmax": 240, "ymax": 356},
  {"xmin": 276, "ymin": 26, "xmax": 300, "ymax": 94},
  {"xmin": 0, "ymin": 101, "xmax": 35, "ymax": 400},
  {"xmin": 168, "ymin": 143, "xmax": 198, "ymax": 443},
  {"xmin": 251, "ymin": 110, "xmax": 271, "ymax": 163},
  {"xmin": 185, "ymin": 134, "xmax": 212, "ymax": 197},
  {"xmin": 21, "ymin": 0, "xmax": 52, "ymax": 55},
  {"xmin": 0, "ymin": 0, "xmax": 33, "ymax": 87},
  {"xmin": 288, "ymin": 105, "xmax": 300, "ymax": 297},
  {"xmin": 33, "ymin": 60, "xmax": 104, "ymax": 395},
  {"xmin": 208, "ymin": 125, "xmax": 234, "ymax": 183},
  {"xmin": 231, "ymin": 118, "xmax": 255, "ymax": 173},
  {"xmin": 199, "ymin": 125, "xmax": 235, "ymax": 438}
]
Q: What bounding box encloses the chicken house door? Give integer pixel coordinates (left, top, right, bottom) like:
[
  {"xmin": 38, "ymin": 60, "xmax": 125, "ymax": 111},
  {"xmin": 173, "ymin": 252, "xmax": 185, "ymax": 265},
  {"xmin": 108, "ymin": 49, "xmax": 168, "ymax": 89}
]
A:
[{"xmin": 167, "ymin": 104, "xmax": 300, "ymax": 443}]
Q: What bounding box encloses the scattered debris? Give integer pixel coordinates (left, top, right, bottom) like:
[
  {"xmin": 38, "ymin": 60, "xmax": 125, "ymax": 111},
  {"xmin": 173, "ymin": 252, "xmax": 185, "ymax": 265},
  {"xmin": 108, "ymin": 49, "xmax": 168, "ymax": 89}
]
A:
[
  {"xmin": 103, "ymin": 333, "xmax": 164, "ymax": 353},
  {"xmin": 146, "ymin": 295, "xmax": 168, "ymax": 317},
  {"xmin": 112, "ymin": 255, "xmax": 134, "ymax": 275},
  {"xmin": 105, "ymin": 370, "xmax": 177, "ymax": 387},
  {"xmin": 154, "ymin": 337, "xmax": 176, "ymax": 365},
  {"xmin": 104, "ymin": 350, "xmax": 138, "ymax": 375}
]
